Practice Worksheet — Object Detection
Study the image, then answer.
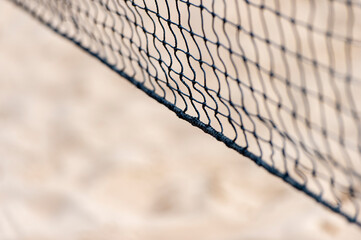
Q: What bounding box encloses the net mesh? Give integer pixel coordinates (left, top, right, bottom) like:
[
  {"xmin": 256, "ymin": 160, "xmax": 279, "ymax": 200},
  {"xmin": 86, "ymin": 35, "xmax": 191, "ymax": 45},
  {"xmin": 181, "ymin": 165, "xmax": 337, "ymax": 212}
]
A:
[{"xmin": 8, "ymin": 0, "xmax": 361, "ymax": 225}]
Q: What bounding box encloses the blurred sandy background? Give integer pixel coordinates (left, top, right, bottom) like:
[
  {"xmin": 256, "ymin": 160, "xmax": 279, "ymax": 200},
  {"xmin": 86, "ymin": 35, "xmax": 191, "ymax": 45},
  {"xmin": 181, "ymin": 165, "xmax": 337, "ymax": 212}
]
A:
[{"xmin": 0, "ymin": 1, "xmax": 361, "ymax": 239}]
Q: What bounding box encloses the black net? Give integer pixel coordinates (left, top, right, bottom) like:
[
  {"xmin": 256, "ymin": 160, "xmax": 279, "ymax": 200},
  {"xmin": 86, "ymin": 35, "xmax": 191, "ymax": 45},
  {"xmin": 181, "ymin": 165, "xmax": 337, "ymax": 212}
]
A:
[{"xmin": 8, "ymin": 0, "xmax": 361, "ymax": 225}]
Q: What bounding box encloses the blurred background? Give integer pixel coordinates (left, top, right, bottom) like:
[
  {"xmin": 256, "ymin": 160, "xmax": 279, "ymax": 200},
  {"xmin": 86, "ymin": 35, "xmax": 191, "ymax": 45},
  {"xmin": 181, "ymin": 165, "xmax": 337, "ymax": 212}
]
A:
[{"xmin": 1, "ymin": 1, "xmax": 361, "ymax": 239}]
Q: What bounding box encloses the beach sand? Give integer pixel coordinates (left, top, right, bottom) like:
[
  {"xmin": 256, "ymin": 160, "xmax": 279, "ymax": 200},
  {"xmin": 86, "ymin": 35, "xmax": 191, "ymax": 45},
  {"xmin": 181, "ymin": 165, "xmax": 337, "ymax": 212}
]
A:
[{"xmin": 0, "ymin": 1, "xmax": 361, "ymax": 239}]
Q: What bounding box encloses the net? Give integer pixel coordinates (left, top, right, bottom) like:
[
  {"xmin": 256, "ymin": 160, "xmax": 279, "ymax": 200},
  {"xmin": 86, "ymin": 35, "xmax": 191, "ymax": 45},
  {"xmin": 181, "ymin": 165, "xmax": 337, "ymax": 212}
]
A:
[{"xmin": 8, "ymin": 0, "xmax": 361, "ymax": 226}]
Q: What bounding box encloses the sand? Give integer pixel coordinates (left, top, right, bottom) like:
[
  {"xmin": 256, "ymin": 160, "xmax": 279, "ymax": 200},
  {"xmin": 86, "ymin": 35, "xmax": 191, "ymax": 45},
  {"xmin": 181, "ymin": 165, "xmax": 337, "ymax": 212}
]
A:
[{"xmin": 0, "ymin": 1, "xmax": 361, "ymax": 239}]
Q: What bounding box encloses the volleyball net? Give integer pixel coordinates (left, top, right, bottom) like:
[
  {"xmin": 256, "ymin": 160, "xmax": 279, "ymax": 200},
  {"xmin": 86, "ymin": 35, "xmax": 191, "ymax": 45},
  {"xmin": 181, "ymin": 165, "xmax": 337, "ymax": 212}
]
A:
[{"xmin": 8, "ymin": 0, "xmax": 361, "ymax": 225}]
